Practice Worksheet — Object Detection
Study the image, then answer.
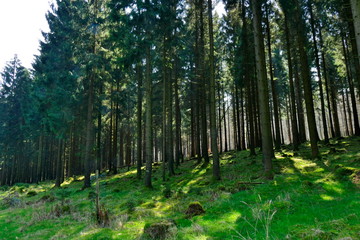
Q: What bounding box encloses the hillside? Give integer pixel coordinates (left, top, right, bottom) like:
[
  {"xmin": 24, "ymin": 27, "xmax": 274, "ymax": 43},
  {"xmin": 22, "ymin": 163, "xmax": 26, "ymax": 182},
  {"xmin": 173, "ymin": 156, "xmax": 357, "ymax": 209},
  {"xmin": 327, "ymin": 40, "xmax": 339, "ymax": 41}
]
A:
[{"xmin": 1, "ymin": 137, "xmax": 360, "ymax": 240}]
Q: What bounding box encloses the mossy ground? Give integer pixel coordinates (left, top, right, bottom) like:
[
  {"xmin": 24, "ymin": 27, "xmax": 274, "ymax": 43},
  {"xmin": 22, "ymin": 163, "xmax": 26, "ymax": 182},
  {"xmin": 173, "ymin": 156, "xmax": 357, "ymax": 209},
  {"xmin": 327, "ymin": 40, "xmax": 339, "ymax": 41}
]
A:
[{"xmin": 1, "ymin": 137, "xmax": 360, "ymax": 239}]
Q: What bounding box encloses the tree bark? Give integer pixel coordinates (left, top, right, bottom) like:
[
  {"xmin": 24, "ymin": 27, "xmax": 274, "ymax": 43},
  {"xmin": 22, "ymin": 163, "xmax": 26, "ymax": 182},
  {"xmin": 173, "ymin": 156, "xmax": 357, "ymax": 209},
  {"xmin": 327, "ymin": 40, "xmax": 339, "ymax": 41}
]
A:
[
  {"xmin": 199, "ymin": 0, "xmax": 209, "ymax": 164},
  {"xmin": 208, "ymin": 0, "xmax": 220, "ymax": 180},
  {"xmin": 55, "ymin": 139, "xmax": 63, "ymax": 188},
  {"xmin": 343, "ymin": 35, "xmax": 360, "ymax": 135},
  {"xmin": 265, "ymin": 3, "xmax": 281, "ymax": 151},
  {"xmin": 309, "ymin": 0, "xmax": 329, "ymax": 143},
  {"xmin": 222, "ymin": 86, "xmax": 228, "ymax": 152},
  {"xmin": 252, "ymin": 0, "xmax": 273, "ymax": 177},
  {"xmin": 293, "ymin": 0, "xmax": 319, "ymax": 158},
  {"xmin": 350, "ymin": 0, "xmax": 360, "ymax": 66},
  {"xmin": 174, "ymin": 58, "xmax": 182, "ymax": 167},
  {"xmin": 136, "ymin": 63, "xmax": 143, "ymax": 179},
  {"xmin": 144, "ymin": 45, "xmax": 153, "ymax": 188},
  {"xmin": 284, "ymin": 14, "xmax": 299, "ymax": 150},
  {"xmin": 83, "ymin": 0, "xmax": 98, "ymax": 189}
]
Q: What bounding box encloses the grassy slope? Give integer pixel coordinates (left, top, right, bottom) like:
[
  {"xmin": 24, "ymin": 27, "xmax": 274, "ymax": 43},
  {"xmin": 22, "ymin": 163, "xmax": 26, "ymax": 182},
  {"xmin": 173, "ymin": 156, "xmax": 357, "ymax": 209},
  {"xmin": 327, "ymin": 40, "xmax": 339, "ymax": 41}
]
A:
[{"xmin": 0, "ymin": 137, "xmax": 360, "ymax": 240}]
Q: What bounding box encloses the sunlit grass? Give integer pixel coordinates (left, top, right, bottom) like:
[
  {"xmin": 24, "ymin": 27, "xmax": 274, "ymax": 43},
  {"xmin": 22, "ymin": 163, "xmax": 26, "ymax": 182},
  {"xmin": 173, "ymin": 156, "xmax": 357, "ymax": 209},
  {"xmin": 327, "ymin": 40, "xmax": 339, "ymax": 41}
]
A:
[
  {"xmin": 320, "ymin": 194, "xmax": 335, "ymax": 201},
  {"xmin": 0, "ymin": 137, "xmax": 359, "ymax": 239}
]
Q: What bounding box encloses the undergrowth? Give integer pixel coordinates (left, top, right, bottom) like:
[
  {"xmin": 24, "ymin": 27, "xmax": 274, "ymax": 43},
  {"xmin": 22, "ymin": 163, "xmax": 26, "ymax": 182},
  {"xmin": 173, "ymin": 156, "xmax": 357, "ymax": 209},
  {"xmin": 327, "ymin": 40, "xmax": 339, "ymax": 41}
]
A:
[{"xmin": 0, "ymin": 137, "xmax": 359, "ymax": 239}]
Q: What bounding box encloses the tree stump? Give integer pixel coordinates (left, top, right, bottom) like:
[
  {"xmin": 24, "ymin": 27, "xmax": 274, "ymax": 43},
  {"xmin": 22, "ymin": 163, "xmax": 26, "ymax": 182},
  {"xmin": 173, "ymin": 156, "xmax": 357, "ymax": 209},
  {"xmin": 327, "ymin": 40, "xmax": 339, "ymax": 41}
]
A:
[
  {"xmin": 143, "ymin": 220, "xmax": 176, "ymax": 240},
  {"xmin": 185, "ymin": 202, "xmax": 205, "ymax": 218}
]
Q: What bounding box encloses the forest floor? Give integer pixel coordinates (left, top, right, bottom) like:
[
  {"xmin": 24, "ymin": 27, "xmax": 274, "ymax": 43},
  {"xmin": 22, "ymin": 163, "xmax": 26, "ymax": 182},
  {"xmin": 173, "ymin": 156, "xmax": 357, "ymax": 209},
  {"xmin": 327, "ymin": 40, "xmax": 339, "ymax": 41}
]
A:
[{"xmin": 0, "ymin": 137, "xmax": 360, "ymax": 240}]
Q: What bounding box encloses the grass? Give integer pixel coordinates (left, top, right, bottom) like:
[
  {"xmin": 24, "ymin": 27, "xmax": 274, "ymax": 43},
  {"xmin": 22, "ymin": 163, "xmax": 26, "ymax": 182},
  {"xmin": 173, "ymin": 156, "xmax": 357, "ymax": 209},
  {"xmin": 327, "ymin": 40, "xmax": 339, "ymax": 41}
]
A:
[{"xmin": 0, "ymin": 137, "xmax": 360, "ymax": 239}]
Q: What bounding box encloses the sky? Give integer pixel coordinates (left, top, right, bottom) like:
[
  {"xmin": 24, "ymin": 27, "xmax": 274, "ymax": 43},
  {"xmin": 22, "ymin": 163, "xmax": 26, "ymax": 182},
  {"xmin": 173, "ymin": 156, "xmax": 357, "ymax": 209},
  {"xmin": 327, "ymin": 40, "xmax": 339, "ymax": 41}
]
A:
[
  {"xmin": 0, "ymin": 0, "xmax": 52, "ymax": 71},
  {"xmin": 0, "ymin": 0, "xmax": 225, "ymax": 72},
  {"xmin": 215, "ymin": 1, "xmax": 226, "ymax": 18}
]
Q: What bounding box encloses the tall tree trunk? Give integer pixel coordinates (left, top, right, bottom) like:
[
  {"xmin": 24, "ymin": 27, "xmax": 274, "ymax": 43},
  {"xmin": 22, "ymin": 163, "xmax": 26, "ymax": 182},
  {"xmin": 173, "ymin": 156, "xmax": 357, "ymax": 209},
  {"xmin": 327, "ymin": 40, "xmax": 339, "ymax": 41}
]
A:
[
  {"xmin": 194, "ymin": 1, "xmax": 202, "ymax": 163},
  {"xmin": 293, "ymin": 60, "xmax": 306, "ymax": 143},
  {"xmin": 83, "ymin": 73, "xmax": 95, "ymax": 188},
  {"xmin": 83, "ymin": 0, "xmax": 98, "ymax": 189},
  {"xmin": 119, "ymin": 126, "xmax": 124, "ymax": 167},
  {"xmin": 329, "ymin": 76, "xmax": 341, "ymax": 138},
  {"xmin": 343, "ymin": 35, "xmax": 360, "ymax": 135},
  {"xmin": 240, "ymin": 87, "xmax": 246, "ymax": 150},
  {"xmin": 309, "ymin": 0, "xmax": 329, "ymax": 143},
  {"xmin": 36, "ymin": 134, "xmax": 43, "ymax": 183},
  {"xmin": 341, "ymin": 86, "xmax": 350, "ymax": 136},
  {"xmin": 125, "ymin": 130, "xmax": 131, "ymax": 171},
  {"xmin": 232, "ymin": 87, "xmax": 238, "ymax": 150},
  {"xmin": 162, "ymin": 45, "xmax": 167, "ymax": 181},
  {"xmin": 222, "ymin": 86, "xmax": 228, "ymax": 152},
  {"xmin": 350, "ymin": 0, "xmax": 360, "ymax": 66},
  {"xmin": 108, "ymin": 86, "xmax": 114, "ymax": 172},
  {"xmin": 190, "ymin": 96, "xmax": 196, "ymax": 157},
  {"xmin": 55, "ymin": 139, "xmax": 63, "ymax": 188},
  {"xmin": 144, "ymin": 45, "xmax": 153, "ymax": 188},
  {"xmin": 199, "ymin": 0, "xmax": 209, "ymax": 164},
  {"xmin": 196, "ymin": 96, "xmax": 202, "ymax": 162},
  {"xmin": 285, "ymin": 14, "xmax": 299, "ymax": 150},
  {"xmin": 254, "ymin": 81, "xmax": 262, "ymax": 148},
  {"xmin": 252, "ymin": 0, "xmax": 273, "ymax": 177},
  {"xmin": 208, "ymin": 0, "xmax": 220, "ymax": 180},
  {"xmin": 167, "ymin": 68, "xmax": 175, "ymax": 176},
  {"xmin": 136, "ymin": 63, "xmax": 143, "ymax": 179},
  {"xmin": 235, "ymin": 85, "xmax": 241, "ymax": 150},
  {"xmin": 247, "ymin": 78, "xmax": 256, "ymax": 155},
  {"xmin": 242, "ymin": 0, "xmax": 255, "ymax": 155},
  {"xmin": 174, "ymin": 58, "xmax": 182, "ymax": 167},
  {"xmin": 96, "ymin": 84, "xmax": 103, "ymax": 172},
  {"xmin": 319, "ymin": 28, "xmax": 335, "ymax": 138},
  {"xmin": 265, "ymin": 2, "xmax": 281, "ymax": 151},
  {"xmin": 344, "ymin": 0, "xmax": 360, "ymax": 103},
  {"xmin": 286, "ymin": 96, "xmax": 292, "ymax": 143},
  {"xmin": 217, "ymin": 82, "xmax": 223, "ymax": 153},
  {"xmin": 113, "ymin": 81, "xmax": 119, "ymax": 174},
  {"xmin": 293, "ymin": 0, "xmax": 319, "ymax": 158}
]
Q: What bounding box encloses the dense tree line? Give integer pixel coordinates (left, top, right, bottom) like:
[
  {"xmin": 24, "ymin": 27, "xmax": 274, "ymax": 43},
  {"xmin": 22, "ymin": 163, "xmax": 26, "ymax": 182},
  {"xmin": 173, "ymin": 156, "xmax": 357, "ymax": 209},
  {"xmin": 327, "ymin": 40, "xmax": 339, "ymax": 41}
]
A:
[{"xmin": 1, "ymin": 0, "xmax": 360, "ymax": 188}]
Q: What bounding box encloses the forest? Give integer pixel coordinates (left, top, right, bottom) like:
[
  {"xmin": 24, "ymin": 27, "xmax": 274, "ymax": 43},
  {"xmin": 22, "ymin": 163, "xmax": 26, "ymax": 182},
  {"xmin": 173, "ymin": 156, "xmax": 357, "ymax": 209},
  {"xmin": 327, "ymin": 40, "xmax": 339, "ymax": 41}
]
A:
[{"xmin": 0, "ymin": 0, "xmax": 360, "ymax": 239}]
